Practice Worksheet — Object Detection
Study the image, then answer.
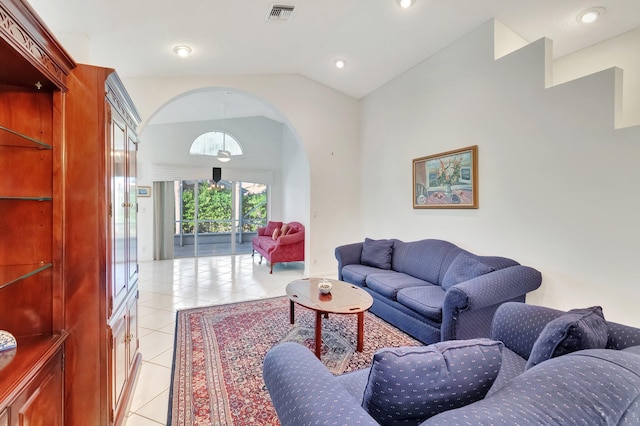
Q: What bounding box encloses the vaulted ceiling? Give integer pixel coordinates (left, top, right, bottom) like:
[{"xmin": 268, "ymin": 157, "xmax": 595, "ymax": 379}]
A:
[{"xmin": 27, "ymin": 0, "xmax": 640, "ymax": 123}]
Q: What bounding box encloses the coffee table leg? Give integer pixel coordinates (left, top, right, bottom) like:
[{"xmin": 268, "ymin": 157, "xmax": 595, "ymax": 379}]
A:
[
  {"xmin": 357, "ymin": 311, "xmax": 365, "ymax": 352},
  {"xmin": 289, "ymin": 300, "xmax": 295, "ymax": 324},
  {"xmin": 315, "ymin": 311, "xmax": 323, "ymax": 359}
]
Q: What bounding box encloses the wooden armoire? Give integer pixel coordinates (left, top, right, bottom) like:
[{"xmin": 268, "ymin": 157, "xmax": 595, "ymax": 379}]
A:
[{"xmin": 0, "ymin": 1, "xmax": 141, "ymax": 424}]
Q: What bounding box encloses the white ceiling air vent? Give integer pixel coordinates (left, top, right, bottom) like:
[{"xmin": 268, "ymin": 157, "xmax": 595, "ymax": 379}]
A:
[{"xmin": 268, "ymin": 5, "xmax": 295, "ymax": 21}]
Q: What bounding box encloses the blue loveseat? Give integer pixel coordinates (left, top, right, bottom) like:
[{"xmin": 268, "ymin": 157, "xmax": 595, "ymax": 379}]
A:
[
  {"xmin": 335, "ymin": 238, "xmax": 542, "ymax": 344},
  {"xmin": 263, "ymin": 302, "xmax": 640, "ymax": 425}
]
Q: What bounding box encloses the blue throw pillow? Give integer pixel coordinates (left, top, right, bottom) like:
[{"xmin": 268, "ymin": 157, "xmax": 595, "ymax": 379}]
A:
[
  {"xmin": 361, "ymin": 238, "xmax": 394, "ymax": 270},
  {"xmin": 525, "ymin": 306, "xmax": 608, "ymax": 370},
  {"xmin": 441, "ymin": 252, "xmax": 495, "ymax": 290},
  {"xmin": 362, "ymin": 338, "xmax": 503, "ymax": 425}
]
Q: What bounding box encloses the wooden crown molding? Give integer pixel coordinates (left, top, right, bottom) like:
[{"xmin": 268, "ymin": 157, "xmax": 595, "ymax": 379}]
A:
[{"xmin": 0, "ymin": 0, "xmax": 76, "ymax": 91}]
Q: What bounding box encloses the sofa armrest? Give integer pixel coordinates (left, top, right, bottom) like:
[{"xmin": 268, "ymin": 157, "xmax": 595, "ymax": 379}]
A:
[
  {"xmin": 335, "ymin": 242, "xmax": 364, "ymax": 280},
  {"xmin": 444, "ymin": 265, "xmax": 542, "ymax": 312},
  {"xmin": 441, "ymin": 266, "xmax": 542, "ymax": 341},
  {"xmin": 263, "ymin": 342, "xmax": 378, "ymax": 426},
  {"xmin": 257, "ymin": 226, "xmax": 267, "ymax": 236},
  {"xmin": 489, "ymin": 302, "xmax": 565, "ymax": 359}
]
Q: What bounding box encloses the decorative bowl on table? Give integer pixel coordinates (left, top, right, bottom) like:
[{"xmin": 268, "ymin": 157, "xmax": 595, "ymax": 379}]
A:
[{"xmin": 318, "ymin": 280, "xmax": 333, "ymax": 294}]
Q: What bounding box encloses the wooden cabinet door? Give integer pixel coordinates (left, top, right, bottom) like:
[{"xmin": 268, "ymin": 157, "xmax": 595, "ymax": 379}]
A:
[
  {"xmin": 7, "ymin": 349, "xmax": 63, "ymax": 426},
  {"xmin": 110, "ymin": 110, "xmax": 128, "ymax": 313},
  {"xmin": 111, "ymin": 312, "xmax": 128, "ymax": 411},
  {"xmin": 127, "ymin": 293, "xmax": 139, "ymax": 367}
]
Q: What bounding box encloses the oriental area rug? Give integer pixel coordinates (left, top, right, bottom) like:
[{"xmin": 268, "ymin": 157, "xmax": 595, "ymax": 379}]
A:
[{"xmin": 168, "ymin": 296, "xmax": 420, "ymax": 425}]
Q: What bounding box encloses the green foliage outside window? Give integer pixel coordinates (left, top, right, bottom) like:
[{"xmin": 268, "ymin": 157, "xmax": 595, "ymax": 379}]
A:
[
  {"xmin": 179, "ymin": 181, "xmax": 267, "ymax": 234},
  {"xmin": 242, "ymin": 190, "xmax": 266, "ymax": 232}
]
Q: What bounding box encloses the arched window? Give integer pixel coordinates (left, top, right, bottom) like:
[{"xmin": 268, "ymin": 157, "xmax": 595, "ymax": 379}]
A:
[{"xmin": 189, "ymin": 131, "xmax": 243, "ymax": 157}]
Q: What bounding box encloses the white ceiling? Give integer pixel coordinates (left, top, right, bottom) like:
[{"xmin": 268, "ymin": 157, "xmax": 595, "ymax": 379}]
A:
[{"xmin": 27, "ymin": 0, "xmax": 640, "ymax": 124}]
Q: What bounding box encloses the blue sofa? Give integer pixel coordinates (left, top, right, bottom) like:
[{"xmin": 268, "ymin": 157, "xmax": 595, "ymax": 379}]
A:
[
  {"xmin": 335, "ymin": 238, "xmax": 542, "ymax": 344},
  {"xmin": 263, "ymin": 302, "xmax": 640, "ymax": 425}
]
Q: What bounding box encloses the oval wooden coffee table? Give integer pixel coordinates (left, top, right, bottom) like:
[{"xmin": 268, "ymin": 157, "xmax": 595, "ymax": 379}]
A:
[{"xmin": 285, "ymin": 278, "xmax": 374, "ymax": 359}]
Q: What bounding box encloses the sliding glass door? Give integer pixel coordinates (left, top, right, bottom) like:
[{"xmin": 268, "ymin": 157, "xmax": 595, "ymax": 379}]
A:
[{"xmin": 174, "ymin": 179, "xmax": 267, "ymax": 258}]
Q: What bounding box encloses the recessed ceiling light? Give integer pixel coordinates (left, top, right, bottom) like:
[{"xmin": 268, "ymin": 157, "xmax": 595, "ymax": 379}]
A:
[
  {"xmin": 577, "ymin": 7, "xmax": 605, "ymax": 24},
  {"xmin": 396, "ymin": 0, "xmax": 415, "ymax": 9},
  {"xmin": 173, "ymin": 45, "xmax": 192, "ymax": 57},
  {"xmin": 335, "ymin": 59, "xmax": 347, "ymax": 69}
]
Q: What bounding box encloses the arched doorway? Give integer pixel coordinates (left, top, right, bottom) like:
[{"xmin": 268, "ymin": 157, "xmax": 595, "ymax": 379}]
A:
[{"xmin": 136, "ymin": 87, "xmax": 308, "ymax": 262}]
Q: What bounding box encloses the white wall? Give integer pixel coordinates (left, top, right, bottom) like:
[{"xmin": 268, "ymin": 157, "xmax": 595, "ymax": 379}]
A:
[
  {"xmin": 554, "ymin": 26, "xmax": 640, "ymax": 129},
  {"xmin": 128, "ymin": 21, "xmax": 640, "ymax": 326},
  {"xmin": 126, "ymin": 75, "xmax": 361, "ymax": 275},
  {"xmin": 139, "ymin": 116, "xmax": 283, "ymax": 178},
  {"xmin": 280, "ymin": 125, "xmax": 311, "ymax": 273},
  {"xmin": 360, "ymin": 20, "xmax": 640, "ymax": 327},
  {"xmin": 281, "ymin": 125, "xmax": 308, "ymax": 222}
]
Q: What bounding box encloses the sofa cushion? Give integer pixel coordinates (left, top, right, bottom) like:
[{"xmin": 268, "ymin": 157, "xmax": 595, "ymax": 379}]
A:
[
  {"xmin": 442, "ymin": 252, "xmax": 495, "ymax": 290},
  {"xmin": 287, "ymin": 227, "xmax": 299, "ymax": 235},
  {"xmin": 361, "ymin": 238, "xmax": 394, "ymax": 270},
  {"xmin": 264, "ymin": 221, "xmax": 282, "ymax": 236},
  {"xmin": 336, "ymin": 368, "xmax": 371, "ymax": 403},
  {"xmin": 252, "ymin": 236, "xmax": 269, "ymax": 250},
  {"xmin": 486, "ymin": 347, "xmax": 527, "ymax": 397},
  {"xmin": 272, "ymin": 227, "xmax": 281, "ymax": 240},
  {"xmin": 391, "ymin": 239, "xmax": 459, "ymax": 284},
  {"xmin": 341, "ymin": 264, "xmax": 383, "ymax": 287},
  {"xmin": 366, "ymin": 272, "xmax": 432, "ymax": 300},
  {"xmin": 280, "ymin": 223, "xmax": 289, "ymax": 235},
  {"xmin": 425, "ymin": 349, "xmax": 640, "ymax": 425},
  {"xmin": 363, "ymin": 338, "xmax": 503, "ymax": 425},
  {"xmin": 525, "ymin": 306, "xmax": 608, "ymax": 370},
  {"xmin": 622, "ymin": 345, "xmax": 640, "ymax": 356},
  {"xmin": 259, "ymin": 238, "xmax": 278, "ymax": 253},
  {"xmin": 396, "ymin": 285, "xmax": 446, "ymax": 322}
]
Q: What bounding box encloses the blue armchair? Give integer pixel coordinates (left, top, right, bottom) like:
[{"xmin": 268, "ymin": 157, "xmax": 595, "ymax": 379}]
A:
[{"xmin": 264, "ymin": 302, "xmax": 640, "ymax": 425}]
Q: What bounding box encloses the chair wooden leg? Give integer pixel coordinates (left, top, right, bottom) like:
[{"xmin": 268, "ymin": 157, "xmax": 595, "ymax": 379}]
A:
[
  {"xmin": 259, "ymin": 255, "xmax": 263, "ymax": 264},
  {"xmin": 270, "ymin": 263, "xmax": 273, "ymax": 274}
]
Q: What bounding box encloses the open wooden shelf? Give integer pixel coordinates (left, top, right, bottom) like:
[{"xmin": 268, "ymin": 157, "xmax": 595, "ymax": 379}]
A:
[
  {"xmin": 0, "ymin": 332, "xmax": 67, "ymax": 404},
  {"xmin": 0, "ymin": 263, "xmax": 53, "ymax": 290},
  {"xmin": 0, "ymin": 125, "xmax": 52, "ymax": 149}
]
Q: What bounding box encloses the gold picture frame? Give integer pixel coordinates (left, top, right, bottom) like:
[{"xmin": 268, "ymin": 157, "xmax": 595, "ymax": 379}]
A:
[{"xmin": 413, "ymin": 145, "xmax": 478, "ymax": 209}]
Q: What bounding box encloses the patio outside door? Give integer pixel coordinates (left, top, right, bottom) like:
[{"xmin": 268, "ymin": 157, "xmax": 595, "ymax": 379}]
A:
[{"xmin": 175, "ymin": 180, "xmax": 266, "ymax": 258}]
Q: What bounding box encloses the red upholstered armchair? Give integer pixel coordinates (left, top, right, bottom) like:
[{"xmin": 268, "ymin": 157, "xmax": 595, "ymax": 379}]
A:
[{"xmin": 252, "ymin": 221, "xmax": 305, "ymax": 273}]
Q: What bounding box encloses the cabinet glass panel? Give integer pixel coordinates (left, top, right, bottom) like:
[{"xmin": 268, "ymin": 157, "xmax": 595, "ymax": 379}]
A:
[
  {"xmin": 127, "ymin": 133, "xmax": 137, "ymax": 284},
  {"xmin": 111, "ymin": 118, "xmax": 127, "ymax": 303},
  {"xmin": 0, "ymin": 126, "xmax": 52, "ymax": 149}
]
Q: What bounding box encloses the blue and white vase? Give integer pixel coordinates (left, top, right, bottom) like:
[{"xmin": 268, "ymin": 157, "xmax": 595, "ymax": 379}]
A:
[{"xmin": 0, "ymin": 330, "xmax": 17, "ymax": 352}]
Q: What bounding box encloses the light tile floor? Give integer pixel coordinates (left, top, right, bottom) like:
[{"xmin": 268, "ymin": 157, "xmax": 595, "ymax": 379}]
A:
[{"xmin": 124, "ymin": 254, "xmax": 306, "ymax": 425}]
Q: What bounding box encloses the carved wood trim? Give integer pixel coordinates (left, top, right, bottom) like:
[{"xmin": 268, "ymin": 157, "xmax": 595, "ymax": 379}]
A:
[
  {"xmin": 106, "ymin": 73, "xmax": 142, "ymax": 130},
  {"xmin": 0, "ymin": 0, "xmax": 75, "ymax": 90}
]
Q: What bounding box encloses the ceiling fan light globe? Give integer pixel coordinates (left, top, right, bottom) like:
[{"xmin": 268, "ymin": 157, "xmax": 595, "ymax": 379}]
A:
[{"xmin": 217, "ymin": 149, "xmax": 232, "ymax": 162}]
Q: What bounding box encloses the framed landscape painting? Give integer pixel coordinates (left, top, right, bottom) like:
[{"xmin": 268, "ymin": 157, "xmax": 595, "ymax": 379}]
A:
[
  {"xmin": 413, "ymin": 145, "xmax": 478, "ymax": 209},
  {"xmin": 137, "ymin": 186, "xmax": 151, "ymax": 197}
]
